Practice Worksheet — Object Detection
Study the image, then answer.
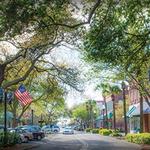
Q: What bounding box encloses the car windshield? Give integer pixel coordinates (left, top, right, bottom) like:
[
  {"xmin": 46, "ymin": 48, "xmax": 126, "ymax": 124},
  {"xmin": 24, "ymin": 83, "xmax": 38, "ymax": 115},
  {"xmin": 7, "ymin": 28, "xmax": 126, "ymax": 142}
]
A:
[{"xmin": 65, "ymin": 127, "xmax": 72, "ymax": 129}]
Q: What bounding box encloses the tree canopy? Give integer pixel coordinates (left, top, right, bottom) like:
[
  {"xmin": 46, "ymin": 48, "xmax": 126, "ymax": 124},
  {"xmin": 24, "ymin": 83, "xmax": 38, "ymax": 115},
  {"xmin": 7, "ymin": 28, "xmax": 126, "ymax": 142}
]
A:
[{"xmin": 83, "ymin": 0, "xmax": 150, "ymax": 105}]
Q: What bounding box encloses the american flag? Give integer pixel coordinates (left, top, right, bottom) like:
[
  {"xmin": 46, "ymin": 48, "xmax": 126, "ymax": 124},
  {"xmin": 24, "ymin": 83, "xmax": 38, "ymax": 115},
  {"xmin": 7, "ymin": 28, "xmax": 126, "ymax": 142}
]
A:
[{"xmin": 15, "ymin": 85, "xmax": 32, "ymax": 106}]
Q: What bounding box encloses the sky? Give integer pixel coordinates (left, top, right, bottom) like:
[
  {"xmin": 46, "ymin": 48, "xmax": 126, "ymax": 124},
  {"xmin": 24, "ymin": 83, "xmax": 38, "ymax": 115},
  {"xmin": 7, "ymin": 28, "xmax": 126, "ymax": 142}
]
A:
[{"xmin": 49, "ymin": 44, "xmax": 103, "ymax": 108}]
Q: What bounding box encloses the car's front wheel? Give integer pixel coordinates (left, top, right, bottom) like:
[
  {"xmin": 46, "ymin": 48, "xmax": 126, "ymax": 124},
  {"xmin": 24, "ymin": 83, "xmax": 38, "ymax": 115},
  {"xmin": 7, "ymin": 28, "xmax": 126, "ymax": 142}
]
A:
[
  {"xmin": 37, "ymin": 135, "xmax": 42, "ymax": 140},
  {"xmin": 54, "ymin": 130, "xmax": 58, "ymax": 133}
]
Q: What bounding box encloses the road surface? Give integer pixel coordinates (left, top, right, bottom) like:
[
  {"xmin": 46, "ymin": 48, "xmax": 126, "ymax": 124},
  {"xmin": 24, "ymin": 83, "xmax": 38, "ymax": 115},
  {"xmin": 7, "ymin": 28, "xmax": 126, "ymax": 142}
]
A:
[{"xmin": 30, "ymin": 132, "xmax": 141, "ymax": 150}]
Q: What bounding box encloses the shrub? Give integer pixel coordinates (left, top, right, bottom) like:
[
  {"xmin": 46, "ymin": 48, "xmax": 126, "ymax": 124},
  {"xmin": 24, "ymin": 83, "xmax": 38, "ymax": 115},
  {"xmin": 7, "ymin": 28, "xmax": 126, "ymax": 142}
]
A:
[
  {"xmin": 0, "ymin": 131, "xmax": 21, "ymax": 147},
  {"xmin": 92, "ymin": 129, "xmax": 99, "ymax": 134},
  {"xmin": 85, "ymin": 128, "xmax": 92, "ymax": 133},
  {"xmin": 99, "ymin": 129, "xmax": 112, "ymax": 136},
  {"xmin": 126, "ymin": 133, "xmax": 150, "ymax": 144},
  {"xmin": 110, "ymin": 130, "xmax": 122, "ymax": 137}
]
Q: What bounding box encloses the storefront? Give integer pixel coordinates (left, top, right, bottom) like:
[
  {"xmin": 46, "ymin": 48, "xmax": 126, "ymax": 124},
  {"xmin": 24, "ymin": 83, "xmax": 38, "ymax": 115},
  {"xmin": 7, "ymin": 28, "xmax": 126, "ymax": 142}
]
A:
[{"xmin": 127, "ymin": 101, "xmax": 150, "ymax": 133}]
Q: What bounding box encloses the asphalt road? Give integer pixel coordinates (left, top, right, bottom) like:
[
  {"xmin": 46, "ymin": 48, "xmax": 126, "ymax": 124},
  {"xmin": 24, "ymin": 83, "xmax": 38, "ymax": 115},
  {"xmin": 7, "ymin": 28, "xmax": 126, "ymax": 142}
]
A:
[{"xmin": 30, "ymin": 132, "xmax": 141, "ymax": 150}]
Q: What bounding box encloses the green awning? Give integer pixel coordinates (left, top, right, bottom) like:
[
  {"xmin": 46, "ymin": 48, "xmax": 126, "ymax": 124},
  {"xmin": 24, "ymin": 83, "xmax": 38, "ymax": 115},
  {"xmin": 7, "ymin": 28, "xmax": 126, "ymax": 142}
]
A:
[
  {"xmin": 108, "ymin": 112, "xmax": 113, "ymax": 119},
  {"xmin": 96, "ymin": 112, "xmax": 113, "ymax": 121}
]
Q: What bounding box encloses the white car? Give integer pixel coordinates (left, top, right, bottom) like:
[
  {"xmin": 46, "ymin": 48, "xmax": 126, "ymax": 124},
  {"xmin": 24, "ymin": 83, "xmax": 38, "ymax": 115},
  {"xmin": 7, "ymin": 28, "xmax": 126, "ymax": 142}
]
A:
[
  {"xmin": 42, "ymin": 125, "xmax": 60, "ymax": 133},
  {"xmin": 63, "ymin": 127, "xmax": 74, "ymax": 134}
]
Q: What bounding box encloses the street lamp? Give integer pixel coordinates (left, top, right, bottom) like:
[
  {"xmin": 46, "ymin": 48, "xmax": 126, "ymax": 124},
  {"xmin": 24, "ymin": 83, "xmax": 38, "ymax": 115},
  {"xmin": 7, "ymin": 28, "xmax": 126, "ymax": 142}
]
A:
[
  {"xmin": 31, "ymin": 109, "xmax": 34, "ymax": 125},
  {"xmin": 111, "ymin": 94, "xmax": 116, "ymax": 130},
  {"xmin": 102, "ymin": 105, "xmax": 105, "ymax": 128},
  {"xmin": 122, "ymin": 81, "xmax": 127, "ymax": 135}
]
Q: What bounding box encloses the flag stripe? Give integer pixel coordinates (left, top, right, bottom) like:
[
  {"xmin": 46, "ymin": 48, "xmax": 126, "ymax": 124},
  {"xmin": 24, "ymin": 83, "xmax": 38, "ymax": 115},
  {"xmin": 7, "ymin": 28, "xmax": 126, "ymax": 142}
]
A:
[{"xmin": 15, "ymin": 85, "xmax": 32, "ymax": 106}]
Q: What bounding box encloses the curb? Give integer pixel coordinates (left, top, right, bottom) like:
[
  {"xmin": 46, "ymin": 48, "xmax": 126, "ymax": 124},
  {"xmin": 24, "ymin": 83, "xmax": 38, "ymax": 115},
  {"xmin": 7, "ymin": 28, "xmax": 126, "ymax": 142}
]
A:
[{"xmin": 140, "ymin": 145, "xmax": 150, "ymax": 150}]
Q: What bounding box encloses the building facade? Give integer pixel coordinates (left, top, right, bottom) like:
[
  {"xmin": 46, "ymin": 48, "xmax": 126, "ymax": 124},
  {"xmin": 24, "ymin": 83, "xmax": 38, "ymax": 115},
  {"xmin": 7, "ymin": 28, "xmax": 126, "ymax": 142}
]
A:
[{"xmin": 127, "ymin": 82, "xmax": 150, "ymax": 133}]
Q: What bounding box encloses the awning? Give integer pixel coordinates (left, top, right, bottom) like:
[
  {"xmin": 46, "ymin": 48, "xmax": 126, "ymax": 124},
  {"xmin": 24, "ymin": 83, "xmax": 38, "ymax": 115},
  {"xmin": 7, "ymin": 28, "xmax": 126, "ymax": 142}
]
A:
[
  {"xmin": 126, "ymin": 106, "xmax": 136, "ymax": 117},
  {"xmin": 127, "ymin": 102, "xmax": 150, "ymax": 117},
  {"xmin": 96, "ymin": 111, "xmax": 113, "ymax": 121},
  {"xmin": 108, "ymin": 112, "xmax": 113, "ymax": 119},
  {"xmin": 145, "ymin": 107, "xmax": 150, "ymax": 113}
]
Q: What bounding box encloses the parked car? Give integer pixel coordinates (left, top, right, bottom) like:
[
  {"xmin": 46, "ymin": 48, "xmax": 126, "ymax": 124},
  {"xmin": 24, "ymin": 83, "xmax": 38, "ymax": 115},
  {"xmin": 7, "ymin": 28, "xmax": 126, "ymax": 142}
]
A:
[
  {"xmin": 42, "ymin": 125, "xmax": 60, "ymax": 133},
  {"xmin": 41, "ymin": 125, "xmax": 52, "ymax": 134},
  {"xmin": 9, "ymin": 129, "xmax": 29, "ymax": 143},
  {"xmin": 22, "ymin": 125, "xmax": 45, "ymax": 140},
  {"xmin": 51, "ymin": 125, "xmax": 60, "ymax": 133},
  {"xmin": 63, "ymin": 126, "xmax": 74, "ymax": 134},
  {"xmin": 16, "ymin": 129, "xmax": 33, "ymax": 141}
]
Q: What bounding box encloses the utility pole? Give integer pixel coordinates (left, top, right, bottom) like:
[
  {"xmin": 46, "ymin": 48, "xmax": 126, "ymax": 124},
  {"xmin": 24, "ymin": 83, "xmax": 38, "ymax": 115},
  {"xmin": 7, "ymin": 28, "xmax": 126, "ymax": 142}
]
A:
[{"xmin": 122, "ymin": 82, "xmax": 127, "ymax": 135}]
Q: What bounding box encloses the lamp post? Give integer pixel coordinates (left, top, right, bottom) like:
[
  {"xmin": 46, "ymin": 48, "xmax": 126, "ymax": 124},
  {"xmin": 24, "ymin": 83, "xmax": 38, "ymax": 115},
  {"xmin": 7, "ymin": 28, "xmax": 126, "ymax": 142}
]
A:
[
  {"xmin": 102, "ymin": 105, "xmax": 105, "ymax": 128},
  {"xmin": 111, "ymin": 94, "xmax": 116, "ymax": 130},
  {"xmin": 31, "ymin": 109, "xmax": 34, "ymax": 125},
  {"xmin": 4, "ymin": 91, "xmax": 7, "ymax": 145},
  {"xmin": 122, "ymin": 81, "xmax": 127, "ymax": 135}
]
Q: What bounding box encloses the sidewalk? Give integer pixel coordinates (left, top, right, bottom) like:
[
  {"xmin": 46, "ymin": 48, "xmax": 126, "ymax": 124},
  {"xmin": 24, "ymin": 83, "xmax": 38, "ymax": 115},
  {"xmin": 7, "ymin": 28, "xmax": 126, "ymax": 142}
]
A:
[{"xmin": 2, "ymin": 143, "xmax": 40, "ymax": 150}]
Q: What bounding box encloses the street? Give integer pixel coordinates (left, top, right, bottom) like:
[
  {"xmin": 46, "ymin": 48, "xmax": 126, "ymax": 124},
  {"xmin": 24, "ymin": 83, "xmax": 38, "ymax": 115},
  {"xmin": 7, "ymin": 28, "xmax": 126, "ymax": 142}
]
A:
[{"xmin": 30, "ymin": 132, "xmax": 141, "ymax": 150}]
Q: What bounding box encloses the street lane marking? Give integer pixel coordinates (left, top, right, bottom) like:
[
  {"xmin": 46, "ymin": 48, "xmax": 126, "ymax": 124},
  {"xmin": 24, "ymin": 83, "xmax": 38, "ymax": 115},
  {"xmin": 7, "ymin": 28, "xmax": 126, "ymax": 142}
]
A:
[{"xmin": 75, "ymin": 134, "xmax": 88, "ymax": 150}]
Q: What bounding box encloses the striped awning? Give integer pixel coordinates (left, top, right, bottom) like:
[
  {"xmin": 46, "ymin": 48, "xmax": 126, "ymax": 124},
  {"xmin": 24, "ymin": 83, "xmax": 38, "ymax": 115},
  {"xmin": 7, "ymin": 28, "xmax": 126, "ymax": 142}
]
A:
[
  {"xmin": 145, "ymin": 107, "xmax": 150, "ymax": 113},
  {"xmin": 126, "ymin": 106, "xmax": 136, "ymax": 117},
  {"xmin": 131, "ymin": 102, "xmax": 150, "ymax": 116}
]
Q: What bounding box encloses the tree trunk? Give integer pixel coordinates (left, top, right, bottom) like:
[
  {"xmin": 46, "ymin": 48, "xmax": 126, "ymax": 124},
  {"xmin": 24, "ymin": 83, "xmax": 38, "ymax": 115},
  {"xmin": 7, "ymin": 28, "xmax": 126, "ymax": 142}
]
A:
[
  {"xmin": 122, "ymin": 83, "xmax": 127, "ymax": 135},
  {"xmin": 113, "ymin": 101, "xmax": 116, "ymax": 130},
  {"xmin": 103, "ymin": 96, "xmax": 108, "ymax": 129},
  {"xmin": 12, "ymin": 114, "xmax": 17, "ymax": 128}
]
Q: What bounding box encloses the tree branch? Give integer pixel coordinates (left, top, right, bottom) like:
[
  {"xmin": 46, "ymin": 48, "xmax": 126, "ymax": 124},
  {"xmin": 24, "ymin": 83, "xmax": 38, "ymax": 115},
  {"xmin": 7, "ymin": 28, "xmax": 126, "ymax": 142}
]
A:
[{"xmin": 48, "ymin": 0, "xmax": 102, "ymax": 28}]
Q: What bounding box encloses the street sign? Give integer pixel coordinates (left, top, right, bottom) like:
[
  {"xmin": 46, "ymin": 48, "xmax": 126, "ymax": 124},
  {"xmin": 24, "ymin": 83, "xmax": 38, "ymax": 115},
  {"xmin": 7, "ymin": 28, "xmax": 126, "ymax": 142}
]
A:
[
  {"xmin": 0, "ymin": 87, "xmax": 3, "ymax": 102},
  {"xmin": 7, "ymin": 92, "xmax": 13, "ymax": 104}
]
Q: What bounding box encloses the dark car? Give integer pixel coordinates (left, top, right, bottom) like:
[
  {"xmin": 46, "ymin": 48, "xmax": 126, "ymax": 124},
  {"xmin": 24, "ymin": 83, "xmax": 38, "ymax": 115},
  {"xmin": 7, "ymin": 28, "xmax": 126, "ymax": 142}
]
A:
[{"xmin": 22, "ymin": 125, "xmax": 45, "ymax": 140}]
